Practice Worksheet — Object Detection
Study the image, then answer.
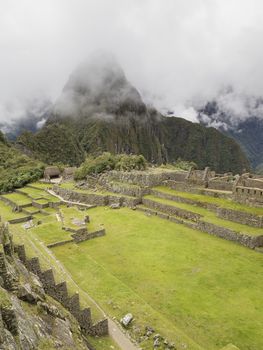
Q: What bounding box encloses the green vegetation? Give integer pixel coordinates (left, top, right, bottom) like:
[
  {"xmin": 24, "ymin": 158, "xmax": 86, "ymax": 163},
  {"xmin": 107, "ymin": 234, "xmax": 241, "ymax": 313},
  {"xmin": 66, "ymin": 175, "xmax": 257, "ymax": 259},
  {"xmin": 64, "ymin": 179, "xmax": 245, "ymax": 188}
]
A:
[
  {"xmin": 30, "ymin": 222, "xmax": 72, "ymax": 245},
  {"xmin": 159, "ymin": 158, "xmax": 197, "ymax": 171},
  {"xmin": 19, "ymin": 186, "xmax": 47, "ymax": 199},
  {"xmin": 145, "ymin": 194, "xmax": 263, "ymax": 235},
  {"xmin": 2, "ymin": 192, "xmax": 32, "ymax": 206},
  {"xmin": 154, "ymin": 186, "xmax": 263, "ymax": 215},
  {"xmin": 51, "ymin": 207, "xmax": 263, "ymax": 350},
  {"xmin": 17, "ymin": 124, "xmax": 85, "ymax": 166},
  {"xmin": 16, "ymin": 96, "xmax": 250, "ymax": 173},
  {"xmin": 29, "ymin": 182, "xmax": 52, "ymax": 189},
  {"xmin": 0, "ymin": 201, "xmax": 27, "ymax": 221},
  {"xmin": 0, "ymin": 131, "xmax": 44, "ymax": 192},
  {"xmin": 74, "ymin": 152, "xmax": 147, "ymax": 180},
  {"xmin": 3, "ymin": 180, "xmax": 261, "ymax": 349},
  {"xmin": 0, "ymin": 286, "xmax": 12, "ymax": 308}
]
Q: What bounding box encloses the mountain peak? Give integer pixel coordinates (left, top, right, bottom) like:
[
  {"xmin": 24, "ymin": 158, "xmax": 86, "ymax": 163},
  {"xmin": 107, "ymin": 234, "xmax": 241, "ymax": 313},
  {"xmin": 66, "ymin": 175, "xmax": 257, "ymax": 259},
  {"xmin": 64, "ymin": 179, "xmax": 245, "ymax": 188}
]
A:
[{"xmin": 54, "ymin": 52, "xmax": 146, "ymax": 118}]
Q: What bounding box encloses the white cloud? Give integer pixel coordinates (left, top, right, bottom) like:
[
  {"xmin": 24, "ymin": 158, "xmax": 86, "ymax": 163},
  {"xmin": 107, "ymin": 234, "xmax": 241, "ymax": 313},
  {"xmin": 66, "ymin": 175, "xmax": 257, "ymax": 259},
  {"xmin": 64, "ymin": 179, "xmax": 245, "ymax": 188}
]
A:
[{"xmin": 1, "ymin": 0, "xmax": 263, "ymax": 122}]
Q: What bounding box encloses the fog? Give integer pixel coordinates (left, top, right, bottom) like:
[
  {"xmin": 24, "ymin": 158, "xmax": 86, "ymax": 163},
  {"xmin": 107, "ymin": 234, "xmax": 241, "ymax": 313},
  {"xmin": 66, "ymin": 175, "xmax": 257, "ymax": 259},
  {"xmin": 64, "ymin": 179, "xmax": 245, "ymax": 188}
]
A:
[{"xmin": 1, "ymin": 0, "xmax": 263, "ymax": 125}]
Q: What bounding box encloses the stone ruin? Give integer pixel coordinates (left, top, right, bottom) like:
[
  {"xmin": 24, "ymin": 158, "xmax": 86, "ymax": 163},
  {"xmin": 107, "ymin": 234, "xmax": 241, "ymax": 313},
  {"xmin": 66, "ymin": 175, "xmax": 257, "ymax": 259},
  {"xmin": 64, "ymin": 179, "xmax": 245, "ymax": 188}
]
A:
[
  {"xmin": 0, "ymin": 223, "xmax": 108, "ymax": 341},
  {"xmin": 233, "ymin": 173, "xmax": 263, "ymax": 206}
]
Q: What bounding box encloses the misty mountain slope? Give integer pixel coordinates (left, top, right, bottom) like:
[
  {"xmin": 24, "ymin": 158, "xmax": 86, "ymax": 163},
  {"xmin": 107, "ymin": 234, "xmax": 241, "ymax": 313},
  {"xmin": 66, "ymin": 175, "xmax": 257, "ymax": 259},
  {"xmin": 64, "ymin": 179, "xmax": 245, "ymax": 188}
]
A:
[
  {"xmin": 17, "ymin": 55, "xmax": 249, "ymax": 173},
  {"xmin": 17, "ymin": 123, "xmax": 85, "ymax": 166},
  {"xmin": 198, "ymin": 99, "xmax": 263, "ymax": 172},
  {"xmin": 227, "ymin": 118, "xmax": 263, "ymax": 171},
  {"xmin": 162, "ymin": 117, "xmax": 249, "ymax": 173}
]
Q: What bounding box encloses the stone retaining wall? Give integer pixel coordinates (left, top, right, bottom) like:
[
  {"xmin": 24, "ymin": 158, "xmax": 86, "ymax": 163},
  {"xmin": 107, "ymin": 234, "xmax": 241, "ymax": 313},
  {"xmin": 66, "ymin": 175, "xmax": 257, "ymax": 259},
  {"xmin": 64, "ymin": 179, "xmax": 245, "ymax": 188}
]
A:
[
  {"xmin": 47, "ymin": 239, "xmax": 74, "ymax": 248},
  {"xmin": 53, "ymin": 187, "xmax": 108, "ymax": 206},
  {"xmin": 195, "ymin": 221, "xmax": 263, "ymax": 249},
  {"xmin": 151, "ymin": 189, "xmax": 218, "ymax": 211},
  {"xmin": 32, "ymin": 200, "xmax": 49, "ymax": 209},
  {"xmin": 107, "ymin": 170, "xmax": 186, "ymax": 187},
  {"xmin": 71, "ymin": 229, "xmax": 106, "ymax": 243},
  {"xmin": 100, "ymin": 180, "xmax": 147, "ymax": 197},
  {"xmin": 15, "ymin": 244, "xmax": 108, "ymax": 336},
  {"xmin": 8, "ymin": 216, "xmax": 32, "ymax": 224},
  {"xmin": 137, "ymin": 207, "xmax": 263, "ymax": 249},
  {"xmin": 217, "ymin": 207, "xmax": 263, "ymax": 228},
  {"xmin": 0, "ymin": 196, "xmax": 31, "ymax": 211},
  {"xmin": 47, "ymin": 229, "xmax": 106, "ymax": 248},
  {"xmin": 165, "ymin": 180, "xmax": 232, "ymax": 199},
  {"xmin": 142, "ymin": 198, "xmax": 202, "ymax": 221},
  {"xmin": 53, "ymin": 186, "xmax": 141, "ymax": 208},
  {"xmin": 208, "ymin": 180, "xmax": 233, "ymax": 191}
]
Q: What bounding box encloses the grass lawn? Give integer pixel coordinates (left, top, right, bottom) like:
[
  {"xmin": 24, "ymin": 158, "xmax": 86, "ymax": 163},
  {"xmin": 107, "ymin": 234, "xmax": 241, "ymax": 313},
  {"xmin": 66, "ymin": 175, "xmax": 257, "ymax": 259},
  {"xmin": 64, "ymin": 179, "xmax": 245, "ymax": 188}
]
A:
[
  {"xmin": 144, "ymin": 195, "xmax": 263, "ymax": 236},
  {"xmin": 30, "ymin": 222, "xmax": 72, "ymax": 245},
  {"xmin": 19, "ymin": 186, "xmax": 46, "ymax": 199},
  {"xmin": 154, "ymin": 186, "xmax": 263, "ymax": 216},
  {"xmin": 0, "ymin": 201, "xmax": 27, "ymax": 221},
  {"xmin": 29, "ymin": 182, "xmax": 53, "ymax": 189},
  {"xmin": 2, "ymin": 192, "xmax": 32, "ymax": 206},
  {"xmin": 51, "ymin": 207, "xmax": 263, "ymax": 350}
]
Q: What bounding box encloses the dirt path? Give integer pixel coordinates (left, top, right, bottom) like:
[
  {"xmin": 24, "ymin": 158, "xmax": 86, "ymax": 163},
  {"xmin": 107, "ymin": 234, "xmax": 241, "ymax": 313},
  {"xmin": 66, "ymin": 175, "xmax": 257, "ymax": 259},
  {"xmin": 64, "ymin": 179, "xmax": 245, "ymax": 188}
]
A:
[
  {"xmin": 26, "ymin": 229, "xmax": 139, "ymax": 350},
  {"xmin": 47, "ymin": 189, "xmax": 94, "ymax": 208}
]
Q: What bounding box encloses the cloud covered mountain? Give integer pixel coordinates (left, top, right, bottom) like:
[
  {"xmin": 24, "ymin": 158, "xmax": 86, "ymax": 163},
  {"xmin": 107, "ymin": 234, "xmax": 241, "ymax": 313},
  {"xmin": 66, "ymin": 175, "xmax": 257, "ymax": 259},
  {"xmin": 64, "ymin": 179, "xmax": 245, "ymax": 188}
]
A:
[
  {"xmin": 197, "ymin": 89, "xmax": 263, "ymax": 172},
  {"xmin": 16, "ymin": 55, "xmax": 249, "ymax": 173}
]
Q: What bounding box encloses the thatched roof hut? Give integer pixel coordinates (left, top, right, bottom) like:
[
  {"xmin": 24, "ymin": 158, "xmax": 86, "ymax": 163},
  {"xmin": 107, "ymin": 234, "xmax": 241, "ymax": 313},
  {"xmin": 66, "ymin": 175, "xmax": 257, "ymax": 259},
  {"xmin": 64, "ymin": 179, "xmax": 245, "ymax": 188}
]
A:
[{"xmin": 44, "ymin": 166, "xmax": 61, "ymax": 179}]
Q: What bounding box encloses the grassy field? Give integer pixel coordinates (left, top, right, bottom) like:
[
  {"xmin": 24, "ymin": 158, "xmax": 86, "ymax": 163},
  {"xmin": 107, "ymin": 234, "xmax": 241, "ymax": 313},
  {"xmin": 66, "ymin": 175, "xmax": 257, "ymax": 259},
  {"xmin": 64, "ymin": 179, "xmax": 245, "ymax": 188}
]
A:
[
  {"xmin": 144, "ymin": 195, "xmax": 263, "ymax": 236},
  {"xmin": 0, "ymin": 201, "xmax": 27, "ymax": 221},
  {"xmin": 19, "ymin": 186, "xmax": 46, "ymax": 199},
  {"xmin": 51, "ymin": 207, "xmax": 263, "ymax": 350},
  {"xmin": 2, "ymin": 192, "xmax": 32, "ymax": 206},
  {"xmin": 153, "ymin": 186, "xmax": 263, "ymax": 215},
  {"xmin": 29, "ymin": 182, "xmax": 53, "ymax": 189},
  {"xmin": 30, "ymin": 222, "xmax": 72, "ymax": 245}
]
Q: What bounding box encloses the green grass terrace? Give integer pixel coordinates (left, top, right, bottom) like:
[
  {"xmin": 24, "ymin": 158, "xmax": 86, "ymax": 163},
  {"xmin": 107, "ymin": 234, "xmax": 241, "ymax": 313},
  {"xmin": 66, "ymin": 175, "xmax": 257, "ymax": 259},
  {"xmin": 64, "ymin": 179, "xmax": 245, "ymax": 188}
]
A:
[
  {"xmin": 153, "ymin": 186, "xmax": 263, "ymax": 215},
  {"xmin": 51, "ymin": 207, "xmax": 263, "ymax": 350},
  {"xmin": 144, "ymin": 194, "xmax": 263, "ymax": 236}
]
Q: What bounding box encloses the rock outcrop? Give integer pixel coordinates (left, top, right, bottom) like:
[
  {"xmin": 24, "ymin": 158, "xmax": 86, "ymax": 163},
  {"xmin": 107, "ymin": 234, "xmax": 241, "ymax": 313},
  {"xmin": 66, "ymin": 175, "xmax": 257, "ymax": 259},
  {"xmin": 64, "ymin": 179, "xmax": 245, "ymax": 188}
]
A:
[{"xmin": 0, "ymin": 223, "xmax": 92, "ymax": 350}]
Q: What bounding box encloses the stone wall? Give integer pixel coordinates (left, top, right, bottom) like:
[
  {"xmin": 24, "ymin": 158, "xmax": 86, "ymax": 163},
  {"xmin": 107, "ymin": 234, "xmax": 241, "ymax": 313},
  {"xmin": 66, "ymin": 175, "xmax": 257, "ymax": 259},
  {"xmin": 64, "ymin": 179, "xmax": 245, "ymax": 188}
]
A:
[
  {"xmin": 195, "ymin": 221, "xmax": 263, "ymax": 249},
  {"xmin": 71, "ymin": 229, "xmax": 106, "ymax": 243},
  {"xmin": 208, "ymin": 180, "xmax": 233, "ymax": 191},
  {"xmin": 137, "ymin": 207, "xmax": 263, "ymax": 249},
  {"xmin": 47, "ymin": 239, "xmax": 74, "ymax": 248},
  {"xmin": 185, "ymin": 167, "xmax": 213, "ymax": 186},
  {"xmin": 165, "ymin": 180, "xmax": 232, "ymax": 199},
  {"xmin": 107, "ymin": 170, "xmax": 186, "ymax": 187},
  {"xmin": 142, "ymin": 198, "xmax": 202, "ymax": 221},
  {"xmin": 151, "ymin": 189, "xmax": 218, "ymax": 211},
  {"xmin": 53, "ymin": 186, "xmax": 141, "ymax": 208},
  {"xmin": 0, "ymin": 196, "xmax": 31, "ymax": 211},
  {"xmin": 15, "ymin": 244, "xmax": 108, "ymax": 336},
  {"xmin": 47, "ymin": 229, "xmax": 106, "ymax": 248},
  {"xmin": 243, "ymin": 178, "xmax": 263, "ymax": 189},
  {"xmin": 8, "ymin": 216, "xmax": 32, "ymax": 224},
  {"xmin": 100, "ymin": 180, "xmax": 148, "ymax": 198},
  {"xmin": 234, "ymin": 186, "xmax": 263, "ymax": 205},
  {"xmin": 217, "ymin": 207, "xmax": 263, "ymax": 228},
  {"xmin": 53, "ymin": 187, "xmax": 108, "ymax": 206},
  {"xmin": 32, "ymin": 200, "xmax": 49, "ymax": 209}
]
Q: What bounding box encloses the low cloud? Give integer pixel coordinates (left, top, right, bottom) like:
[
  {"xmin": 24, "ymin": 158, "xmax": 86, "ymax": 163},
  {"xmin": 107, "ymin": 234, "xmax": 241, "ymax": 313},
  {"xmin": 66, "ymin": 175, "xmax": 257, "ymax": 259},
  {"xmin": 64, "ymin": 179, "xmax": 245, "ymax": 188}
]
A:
[{"xmin": 1, "ymin": 0, "xmax": 263, "ymax": 125}]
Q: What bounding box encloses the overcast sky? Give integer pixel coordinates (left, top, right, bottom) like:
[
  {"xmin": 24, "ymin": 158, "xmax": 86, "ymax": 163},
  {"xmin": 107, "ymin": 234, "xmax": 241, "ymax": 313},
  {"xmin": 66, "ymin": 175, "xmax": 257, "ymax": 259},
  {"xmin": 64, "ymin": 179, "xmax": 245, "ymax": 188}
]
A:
[{"xmin": 1, "ymin": 0, "xmax": 263, "ymax": 123}]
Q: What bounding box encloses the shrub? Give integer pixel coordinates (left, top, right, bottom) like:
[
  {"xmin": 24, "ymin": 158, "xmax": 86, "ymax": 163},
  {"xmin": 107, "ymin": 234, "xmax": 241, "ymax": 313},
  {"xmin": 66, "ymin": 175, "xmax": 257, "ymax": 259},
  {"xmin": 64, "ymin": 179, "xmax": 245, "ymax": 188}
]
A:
[{"xmin": 74, "ymin": 153, "xmax": 147, "ymax": 180}]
